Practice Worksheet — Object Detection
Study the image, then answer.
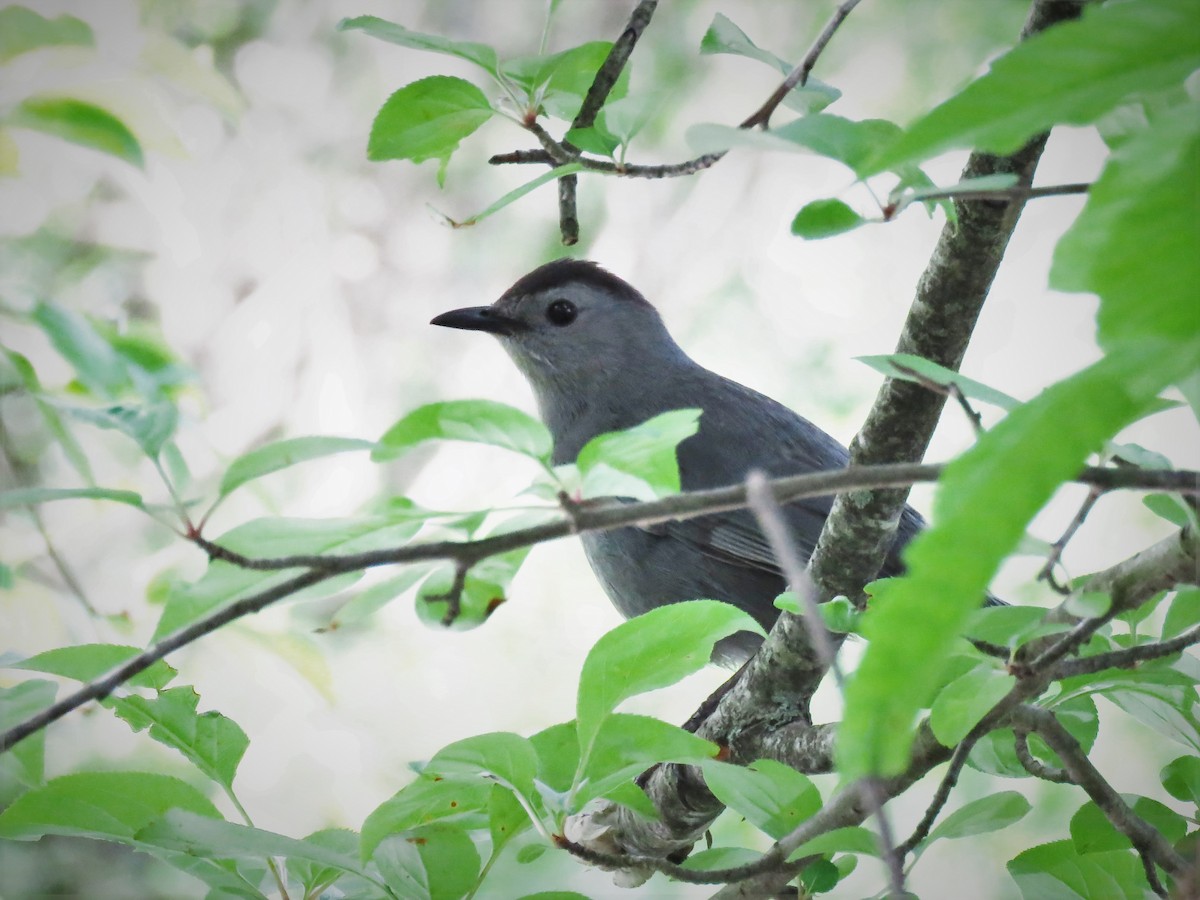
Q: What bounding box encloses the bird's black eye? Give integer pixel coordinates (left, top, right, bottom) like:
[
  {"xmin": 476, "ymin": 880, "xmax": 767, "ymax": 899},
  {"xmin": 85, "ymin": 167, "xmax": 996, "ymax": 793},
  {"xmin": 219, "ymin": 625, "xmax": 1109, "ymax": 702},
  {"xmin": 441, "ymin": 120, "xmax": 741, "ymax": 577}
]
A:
[{"xmin": 546, "ymin": 298, "xmax": 577, "ymax": 326}]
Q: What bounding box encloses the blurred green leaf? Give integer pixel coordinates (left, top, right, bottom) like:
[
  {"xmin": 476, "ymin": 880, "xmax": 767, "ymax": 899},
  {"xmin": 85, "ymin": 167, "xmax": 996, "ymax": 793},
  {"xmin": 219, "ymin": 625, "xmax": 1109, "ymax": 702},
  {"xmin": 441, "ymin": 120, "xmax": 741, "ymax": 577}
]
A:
[
  {"xmin": 62, "ymin": 400, "xmax": 178, "ymax": 458},
  {"xmin": 428, "ymin": 731, "xmax": 539, "ymax": 799},
  {"xmin": 0, "ymin": 6, "xmax": 92, "ymax": 63},
  {"xmin": 577, "ymin": 408, "xmax": 700, "ymax": 500},
  {"xmin": 895, "ymin": 172, "xmax": 1020, "ymax": 206},
  {"xmin": 10, "ymin": 97, "xmax": 144, "ymax": 168},
  {"xmin": 31, "ymin": 301, "xmax": 129, "ymax": 397},
  {"xmin": 373, "ymin": 825, "xmax": 481, "ymax": 900},
  {"xmin": 11, "ymin": 643, "xmax": 175, "ymax": 690},
  {"xmin": 416, "ymin": 543, "xmax": 530, "ymax": 632},
  {"xmin": 289, "ymin": 828, "xmax": 360, "ymax": 898},
  {"xmin": 791, "ymin": 825, "xmax": 881, "ymax": 858},
  {"xmin": 339, "ymin": 16, "xmax": 499, "ymax": 74},
  {"xmin": 450, "ymin": 162, "xmax": 585, "ymax": 226},
  {"xmin": 374, "ymin": 399, "xmax": 551, "ymax": 463},
  {"xmin": 0, "ymin": 772, "xmax": 220, "ymax": 841},
  {"xmin": 858, "ymin": 353, "xmax": 1020, "ymax": 411},
  {"xmin": 926, "ymin": 791, "xmax": 1030, "ymax": 844},
  {"xmin": 108, "ymin": 687, "xmax": 249, "ymax": 791},
  {"xmin": 791, "ymin": 199, "xmax": 866, "ymax": 240},
  {"xmin": 869, "ymin": 0, "xmax": 1200, "ymax": 172},
  {"xmin": 0, "ymin": 486, "xmax": 143, "ymax": 510},
  {"xmin": 1142, "ymin": 493, "xmax": 1195, "ymax": 529},
  {"xmin": 218, "ymin": 436, "xmax": 376, "ymax": 500},
  {"xmin": 1070, "ymin": 795, "xmax": 1187, "ymax": 854},
  {"xmin": 504, "ymin": 41, "xmax": 627, "ymax": 121},
  {"xmin": 575, "ymin": 599, "xmax": 759, "ymax": 752},
  {"xmin": 367, "ymin": 76, "xmax": 493, "ymax": 177},
  {"xmin": 840, "ymin": 340, "xmax": 1196, "ymax": 779},
  {"xmin": 0, "ymin": 681, "xmax": 56, "ymax": 790},
  {"xmin": 1008, "ymin": 840, "xmax": 1149, "ymax": 899},
  {"xmin": 332, "ymin": 565, "xmax": 436, "ymax": 627},
  {"xmin": 153, "ymin": 515, "xmax": 425, "ymax": 640},
  {"xmin": 1162, "ymin": 588, "xmax": 1200, "ymax": 640},
  {"xmin": 703, "ymin": 758, "xmax": 821, "ymax": 840},
  {"xmin": 930, "ymin": 666, "xmax": 1015, "ymax": 746},
  {"xmin": 1051, "ymin": 110, "xmax": 1200, "ymax": 350},
  {"xmin": 487, "ymin": 785, "xmax": 530, "ymax": 854}
]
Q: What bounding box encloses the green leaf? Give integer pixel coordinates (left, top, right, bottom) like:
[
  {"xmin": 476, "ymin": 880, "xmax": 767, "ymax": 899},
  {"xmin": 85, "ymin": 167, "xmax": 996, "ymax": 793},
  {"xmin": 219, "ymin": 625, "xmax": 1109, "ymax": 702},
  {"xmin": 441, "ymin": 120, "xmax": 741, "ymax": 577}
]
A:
[
  {"xmin": 576, "ymin": 408, "xmax": 700, "ymax": 500},
  {"xmin": 367, "ymin": 76, "xmax": 493, "ymax": 174},
  {"xmin": 703, "ymin": 758, "xmax": 821, "ymax": 840},
  {"xmin": 0, "ymin": 486, "xmax": 144, "ymax": 510},
  {"xmin": 31, "ymin": 301, "xmax": 129, "ymax": 397},
  {"xmin": 1051, "ymin": 110, "xmax": 1200, "ymax": 350},
  {"xmin": 374, "ymin": 399, "xmax": 551, "ymax": 463},
  {"xmin": 1163, "ymin": 588, "xmax": 1200, "ymax": 640},
  {"xmin": 108, "ymin": 687, "xmax": 249, "ymax": 791},
  {"xmin": 11, "ymin": 643, "xmax": 175, "ymax": 690},
  {"xmin": 1142, "ymin": 493, "xmax": 1195, "ymax": 529},
  {"xmin": 839, "ymin": 341, "xmax": 1197, "ymax": 779},
  {"xmin": 0, "ymin": 681, "xmax": 56, "ymax": 790},
  {"xmin": 63, "ymin": 400, "xmax": 178, "ymax": 458},
  {"xmin": 487, "ymin": 785, "xmax": 530, "ymax": 854},
  {"xmin": 361, "ymin": 776, "xmax": 492, "ymax": 860},
  {"xmin": 791, "ymin": 825, "xmax": 881, "ymax": 858},
  {"xmin": 10, "ymin": 96, "xmax": 144, "ymax": 168},
  {"xmin": 688, "ymin": 116, "xmax": 896, "ymax": 171},
  {"xmin": 930, "ymin": 666, "xmax": 1016, "ymax": 746},
  {"xmin": 574, "ymin": 712, "xmax": 717, "ymax": 808},
  {"xmin": 218, "ymin": 436, "xmax": 376, "ymax": 500},
  {"xmin": 447, "ymin": 162, "xmax": 586, "ymax": 226},
  {"xmin": 0, "ymin": 6, "xmax": 92, "ymax": 63},
  {"xmin": 1008, "ymin": 840, "xmax": 1149, "ymax": 899},
  {"xmin": 857, "ymin": 353, "xmax": 1020, "ymax": 411},
  {"xmin": 338, "ymin": 16, "xmax": 499, "ymax": 75},
  {"xmin": 1160, "ymin": 754, "xmax": 1200, "ymax": 805},
  {"xmin": 965, "ymin": 604, "xmax": 1066, "ymax": 649},
  {"xmin": 415, "ymin": 545, "xmax": 530, "ymax": 632},
  {"xmin": 153, "ymin": 514, "xmax": 425, "ymax": 640},
  {"xmin": 926, "ymin": 791, "xmax": 1030, "ymax": 843},
  {"xmin": 895, "ymin": 172, "xmax": 1021, "ymax": 206},
  {"xmin": 504, "ymin": 42, "xmax": 627, "ymax": 121},
  {"xmin": 1069, "ymin": 796, "xmax": 1187, "ymax": 854},
  {"xmin": 332, "ymin": 565, "xmax": 436, "ymax": 626},
  {"xmin": 575, "ymin": 600, "xmax": 761, "ymax": 752},
  {"xmin": 698, "ymin": 13, "xmax": 839, "ymax": 114},
  {"xmin": 529, "ymin": 720, "xmax": 579, "ymax": 798},
  {"xmin": 289, "ymin": 828, "xmax": 361, "ymax": 897},
  {"xmin": 869, "ymin": 0, "xmax": 1200, "ymax": 173},
  {"xmin": 0, "ymin": 772, "xmax": 221, "ymax": 841},
  {"xmin": 791, "ymin": 199, "xmax": 866, "ymax": 240},
  {"xmin": 373, "ymin": 825, "xmax": 481, "ymax": 900},
  {"xmin": 428, "ymin": 731, "xmax": 539, "ymax": 799}
]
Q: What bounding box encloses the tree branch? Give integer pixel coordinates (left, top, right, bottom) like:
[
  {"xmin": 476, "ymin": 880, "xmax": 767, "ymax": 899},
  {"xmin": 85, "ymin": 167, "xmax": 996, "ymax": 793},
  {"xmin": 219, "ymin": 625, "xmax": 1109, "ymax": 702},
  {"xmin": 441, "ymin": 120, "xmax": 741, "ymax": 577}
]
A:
[{"xmin": 1053, "ymin": 621, "xmax": 1200, "ymax": 678}]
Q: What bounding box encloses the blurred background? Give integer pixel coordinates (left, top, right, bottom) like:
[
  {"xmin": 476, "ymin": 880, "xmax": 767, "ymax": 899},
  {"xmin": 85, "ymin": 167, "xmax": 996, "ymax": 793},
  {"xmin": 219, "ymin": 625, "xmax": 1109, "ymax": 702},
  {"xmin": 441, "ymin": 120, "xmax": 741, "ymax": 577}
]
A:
[{"xmin": 1, "ymin": 0, "xmax": 1196, "ymax": 896}]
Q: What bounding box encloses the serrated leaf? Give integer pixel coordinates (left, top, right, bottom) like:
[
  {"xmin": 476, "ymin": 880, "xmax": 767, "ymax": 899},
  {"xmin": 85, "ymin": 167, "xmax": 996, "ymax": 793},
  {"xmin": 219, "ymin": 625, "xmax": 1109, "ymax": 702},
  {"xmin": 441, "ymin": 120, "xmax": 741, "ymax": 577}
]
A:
[
  {"xmin": 218, "ymin": 436, "xmax": 376, "ymax": 499},
  {"xmin": 791, "ymin": 199, "xmax": 866, "ymax": 240},
  {"xmin": 367, "ymin": 76, "xmax": 493, "ymax": 174},
  {"xmin": 575, "ymin": 599, "xmax": 760, "ymax": 752},
  {"xmin": 11, "ymin": 96, "xmax": 144, "ymax": 168},
  {"xmin": 0, "ymin": 486, "xmax": 143, "ymax": 510},
  {"xmin": 108, "ymin": 687, "xmax": 248, "ymax": 791},
  {"xmin": 0, "ymin": 772, "xmax": 221, "ymax": 841},
  {"xmin": 338, "ymin": 16, "xmax": 499, "ymax": 74},
  {"xmin": 927, "ymin": 791, "xmax": 1030, "ymax": 843},
  {"xmin": 428, "ymin": 731, "xmax": 539, "ymax": 798},
  {"xmin": 374, "ymin": 399, "xmax": 551, "ymax": 463},
  {"xmin": 360, "ymin": 777, "xmax": 492, "ymax": 860},
  {"xmin": 577, "ymin": 408, "xmax": 700, "ymax": 500},
  {"xmin": 0, "ymin": 6, "xmax": 92, "ymax": 63},
  {"xmin": 857, "ymin": 353, "xmax": 1020, "ymax": 411},
  {"xmin": 703, "ymin": 758, "xmax": 821, "ymax": 840},
  {"xmin": 11, "ymin": 643, "xmax": 175, "ymax": 690},
  {"xmin": 869, "ymin": 0, "xmax": 1200, "ymax": 173}
]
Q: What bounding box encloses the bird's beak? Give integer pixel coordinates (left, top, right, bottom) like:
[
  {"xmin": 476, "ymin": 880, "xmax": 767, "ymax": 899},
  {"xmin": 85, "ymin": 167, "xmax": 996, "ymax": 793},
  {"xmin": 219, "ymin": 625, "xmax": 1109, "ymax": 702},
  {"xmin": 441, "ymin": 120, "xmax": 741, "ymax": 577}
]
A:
[{"xmin": 430, "ymin": 305, "xmax": 523, "ymax": 336}]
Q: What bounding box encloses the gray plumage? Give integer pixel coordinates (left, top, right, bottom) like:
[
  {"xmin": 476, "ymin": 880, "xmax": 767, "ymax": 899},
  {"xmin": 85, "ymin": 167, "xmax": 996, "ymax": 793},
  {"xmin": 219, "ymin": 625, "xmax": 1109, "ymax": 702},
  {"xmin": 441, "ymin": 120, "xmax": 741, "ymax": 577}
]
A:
[{"xmin": 432, "ymin": 259, "xmax": 925, "ymax": 665}]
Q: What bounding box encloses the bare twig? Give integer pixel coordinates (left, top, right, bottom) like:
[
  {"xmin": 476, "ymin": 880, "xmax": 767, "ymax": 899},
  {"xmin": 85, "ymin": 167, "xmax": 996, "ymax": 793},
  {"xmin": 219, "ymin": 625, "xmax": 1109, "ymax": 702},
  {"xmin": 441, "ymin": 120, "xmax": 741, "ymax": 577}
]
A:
[
  {"xmin": 1012, "ymin": 727, "xmax": 1073, "ymax": 783},
  {"xmin": 1038, "ymin": 485, "xmax": 1104, "ymax": 594},
  {"xmin": 741, "ymin": 0, "xmax": 865, "ymax": 129},
  {"xmin": 1015, "ymin": 704, "xmax": 1190, "ymax": 887},
  {"xmin": 1053, "ymin": 621, "xmax": 1200, "ymax": 678}
]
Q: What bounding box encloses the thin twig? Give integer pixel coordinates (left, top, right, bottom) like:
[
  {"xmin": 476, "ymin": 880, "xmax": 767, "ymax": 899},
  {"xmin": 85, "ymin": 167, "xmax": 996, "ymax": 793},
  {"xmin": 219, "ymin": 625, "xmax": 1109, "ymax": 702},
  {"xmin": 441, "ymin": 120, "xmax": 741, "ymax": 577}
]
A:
[
  {"xmin": 1053, "ymin": 621, "xmax": 1200, "ymax": 678},
  {"xmin": 32, "ymin": 507, "xmax": 99, "ymax": 616},
  {"xmin": 889, "ymin": 362, "xmax": 983, "ymax": 436},
  {"xmin": 1012, "ymin": 727, "xmax": 1073, "ymax": 783},
  {"xmin": 1015, "ymin": 704, "xmax": 1190, "ymax": 888},
  {"xmin": 1038, "ymin": 485, "xmax": 1104, "ymax": 594},
  {"xmin": 888, "ymin": 182, "xmax": 1091, "ymax": 216},
  {"xmin": 741, "ymin": 0, "xmax": 865, "ymax": 128}
]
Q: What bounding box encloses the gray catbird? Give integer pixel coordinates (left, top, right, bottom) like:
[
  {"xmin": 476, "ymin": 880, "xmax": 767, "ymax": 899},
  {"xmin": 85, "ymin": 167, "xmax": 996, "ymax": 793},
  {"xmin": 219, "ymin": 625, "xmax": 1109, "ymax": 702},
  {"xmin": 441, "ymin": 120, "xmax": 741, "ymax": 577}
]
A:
[{"xmin": 432, "ymin": 258, "xmax": 933, "ymax": 665}]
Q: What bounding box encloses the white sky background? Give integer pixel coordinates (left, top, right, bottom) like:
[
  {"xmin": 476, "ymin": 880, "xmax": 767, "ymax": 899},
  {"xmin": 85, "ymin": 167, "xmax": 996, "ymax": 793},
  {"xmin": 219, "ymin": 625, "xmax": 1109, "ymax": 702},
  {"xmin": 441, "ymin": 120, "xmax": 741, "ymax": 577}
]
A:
[{"xmin": 2, "ymin": 0, "xmax": 1198, "ymax": 896}]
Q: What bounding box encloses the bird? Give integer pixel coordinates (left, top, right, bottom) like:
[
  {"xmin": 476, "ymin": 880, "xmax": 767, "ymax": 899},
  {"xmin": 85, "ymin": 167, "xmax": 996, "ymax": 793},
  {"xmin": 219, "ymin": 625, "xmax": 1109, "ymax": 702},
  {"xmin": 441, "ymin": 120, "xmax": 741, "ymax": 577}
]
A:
[{"xmin": 431, "ymin": 258, "xmax": 931, "ymax": 666}]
